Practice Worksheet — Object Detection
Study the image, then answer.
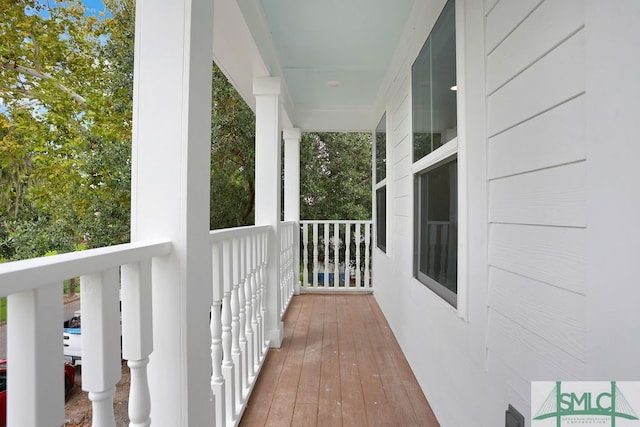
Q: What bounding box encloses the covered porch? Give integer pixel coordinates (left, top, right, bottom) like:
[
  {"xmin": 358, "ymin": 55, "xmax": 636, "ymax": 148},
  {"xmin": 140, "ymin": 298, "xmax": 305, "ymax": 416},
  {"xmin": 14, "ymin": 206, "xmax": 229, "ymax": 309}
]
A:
[
  {"xmin": 240, "ymin": 294, "xmax": 438, "ymax": 426},
  {"xmin": 0, "ymin": 0, "xmax": 425, "ymax": 425}
]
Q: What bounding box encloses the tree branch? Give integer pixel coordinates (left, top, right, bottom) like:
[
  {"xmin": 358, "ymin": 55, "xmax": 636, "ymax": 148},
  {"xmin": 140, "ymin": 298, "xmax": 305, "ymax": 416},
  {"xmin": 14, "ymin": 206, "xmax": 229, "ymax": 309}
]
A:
[
  {"xmin": 29, "ymin": 32, "xmax": 42, "ymax": 72},
  {"xmin": 0, "ymin": 60, "xmax": 87, "ymax": 106},
  {"xmin": 0, "ymin": 85, "xmax": 37, "ymax": 100}
]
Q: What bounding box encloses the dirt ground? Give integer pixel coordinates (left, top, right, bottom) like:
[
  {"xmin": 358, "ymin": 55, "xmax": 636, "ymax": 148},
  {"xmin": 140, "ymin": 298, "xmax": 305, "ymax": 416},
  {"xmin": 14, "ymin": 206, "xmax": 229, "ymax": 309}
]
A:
[{"xmin": 64, "ymin": 362, "xmax": 131, "ymax": 427}]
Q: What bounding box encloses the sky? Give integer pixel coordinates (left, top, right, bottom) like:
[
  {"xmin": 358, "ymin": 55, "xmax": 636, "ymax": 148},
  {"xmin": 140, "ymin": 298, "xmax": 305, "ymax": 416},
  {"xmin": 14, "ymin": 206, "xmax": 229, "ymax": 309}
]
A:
[
  {"xmin": 0, "ymin": 0, "xmax": 110, "ymax": 113},
  {"xmin": 82, "ymin": 0, "xmax": 110, "ymax": 17}
]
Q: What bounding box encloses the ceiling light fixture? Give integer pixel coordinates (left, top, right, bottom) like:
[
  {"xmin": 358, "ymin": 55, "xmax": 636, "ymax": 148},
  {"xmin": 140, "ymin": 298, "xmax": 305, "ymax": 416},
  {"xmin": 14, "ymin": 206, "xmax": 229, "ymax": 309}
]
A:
[{"xmin": 326, "ymin": 80, "xmax": 342, "ymax": 88}]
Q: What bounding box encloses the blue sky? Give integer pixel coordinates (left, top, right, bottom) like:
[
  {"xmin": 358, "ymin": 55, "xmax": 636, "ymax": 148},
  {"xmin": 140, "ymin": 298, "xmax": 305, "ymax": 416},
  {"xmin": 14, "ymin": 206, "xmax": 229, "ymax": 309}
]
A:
[
  {"xmin": 82, "ymin": 0, "xmax": 109, "ymax": 17},
  {"xmin": 0, "ymin": 0, "xmax": 110, "ymax": 113}
]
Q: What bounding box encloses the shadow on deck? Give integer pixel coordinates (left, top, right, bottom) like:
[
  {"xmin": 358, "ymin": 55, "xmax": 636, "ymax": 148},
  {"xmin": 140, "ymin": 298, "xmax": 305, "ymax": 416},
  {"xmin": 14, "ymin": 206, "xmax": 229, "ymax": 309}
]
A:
[{"xmin": 240, "ymin": 294, "xmax": 440, "ymax": 426}]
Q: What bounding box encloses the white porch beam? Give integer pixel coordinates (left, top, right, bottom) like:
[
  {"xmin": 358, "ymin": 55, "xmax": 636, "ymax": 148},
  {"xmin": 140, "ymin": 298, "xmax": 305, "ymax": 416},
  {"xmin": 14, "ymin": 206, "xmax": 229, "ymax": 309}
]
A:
[
  {"xmin": 132, "ymin": 0, "xmax": 214, "ymax": 424},
  {"xmin": 283, "ymin": 128, "xmax": 301, "ymax": 295},
  {"xmin": 253, "ymin": 77, "xmax": 284, "ymax": 348}
]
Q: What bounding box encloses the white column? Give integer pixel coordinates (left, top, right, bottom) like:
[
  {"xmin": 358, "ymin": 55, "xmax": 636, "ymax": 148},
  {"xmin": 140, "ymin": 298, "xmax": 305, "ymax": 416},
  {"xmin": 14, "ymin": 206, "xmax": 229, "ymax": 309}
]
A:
[
  {"xmin": 132, "ymin": 0, "xmax": 214, "ymax": 424},
  {"xmin": 283, "ymin": 128, "xmax": 301, "ymax": 295},
  {"xmin": 253, "ymin": 77, "xmax": 284, "ymax": 348}
]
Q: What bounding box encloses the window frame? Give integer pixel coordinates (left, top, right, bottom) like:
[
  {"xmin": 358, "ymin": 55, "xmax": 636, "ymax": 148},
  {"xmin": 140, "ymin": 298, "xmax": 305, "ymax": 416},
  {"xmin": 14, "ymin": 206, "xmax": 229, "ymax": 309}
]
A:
[
  {"xmin": 410, "ymin": 0, "xmax": 468, "ymax": 317},
  {"xmin": 374, "ymin": 112, "xmax": 388, "ymax": 253}
]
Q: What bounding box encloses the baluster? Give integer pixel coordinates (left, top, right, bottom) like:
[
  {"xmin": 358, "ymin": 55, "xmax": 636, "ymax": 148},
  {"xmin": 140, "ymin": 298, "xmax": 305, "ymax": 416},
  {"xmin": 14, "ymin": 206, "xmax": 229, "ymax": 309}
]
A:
[
  {"xmin": 260, "ymin": 231, "xmax": 268, "ymax": 353},
  {"xmin": 289, "ymin": 225, "xmax": 294, "ymax": 297},
  {"xmin": 238, "ymin": 237, "xmax": 249, "ymax": 397},
  {"xmin": 244, "ymin": 235, "xmax": 255, "ymax": 380},
  {"xmin": 312, "ymin": 223, "xmax": 318, "ymax": 287},
  {"xmin": 221, "ymin": 240, "xmax": 236, "ymax": 421},
  {"xmin": 334, "ymin": 222, "xmax": 340, "ymax": 287},
  {"xmin": 251, "ymin": 234, "xmax": 260, "ymax": 370},
  {"xmin": 231, "ymin": 246, "xmax": 242, "ymax": 416},
  {"xmin": 355, "ymin": 223, "xmax": 362, "ymax": 287},
  {"xmin": 121, "ymin": 260, "xmax": 153, "ymax": 427},
  {"xmin": 278, "ymin": 227, "xmax": 285, "ymax": 316},
  {"xmin": 210, "ymin": 301, "xmax": 224, "ymax": 426},
  {"xmin": 254, "ymin": 233, "xmax": 263, "ymax": 361},
  {"xmin": 303, "ymin": 223, "xmax": 309, "ymax": 288},
  {"xmin": 81, "ymin": 268, "xmax": 121, "ymax": 427},
  {"xmin": 283, "ymin": 226, "xmax": 289, "ymax": 302},
  {"xmin": 287, "ymin": 226, "xmax": 292, "ymax": 301},
  {"xmin": 323, "ymin": 222, "xmax": 329, "ymax": 287},
  {"xmin": 210, "ymin": 242, "xmax": 225, "ymax": 426},
  {"xmin": 365, "ymin": 223, "xmax": 371, "ymax": 288},
  {"xmin": 7, "ymin": 282, "xmax": 63, "ymax": 427},
  {"xmin": 345, "ymin": 223, "xmax": 351, "ymax": 287},
  {"xmin": 231, "ymin": 238, "xmax": 242, "ymax": 410}
]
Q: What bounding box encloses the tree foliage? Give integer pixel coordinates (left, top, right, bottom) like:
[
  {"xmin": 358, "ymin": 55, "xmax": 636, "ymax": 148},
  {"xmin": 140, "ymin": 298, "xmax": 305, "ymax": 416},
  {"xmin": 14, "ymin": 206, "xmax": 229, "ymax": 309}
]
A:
[
  {"xmin": 300, "ymin": 132, "xmax": 372, "ymax": 221},
  {"xmin": 0, "ymin": 0, "xmax": 128, "ymax": 259},
  {"xmin": 210, "ymin": 63, "xmax": 256, "ymax": 229},
  {"xmin": 0, "ymin": 0, "xmax": 373, "ymax": 262}
]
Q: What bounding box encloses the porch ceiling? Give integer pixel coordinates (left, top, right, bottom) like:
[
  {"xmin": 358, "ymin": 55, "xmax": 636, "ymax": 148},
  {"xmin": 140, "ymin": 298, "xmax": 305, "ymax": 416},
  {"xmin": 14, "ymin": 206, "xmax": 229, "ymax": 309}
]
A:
[{"xmin": 214, "ymin": 0, "xmax": 417, "ymax": 132}]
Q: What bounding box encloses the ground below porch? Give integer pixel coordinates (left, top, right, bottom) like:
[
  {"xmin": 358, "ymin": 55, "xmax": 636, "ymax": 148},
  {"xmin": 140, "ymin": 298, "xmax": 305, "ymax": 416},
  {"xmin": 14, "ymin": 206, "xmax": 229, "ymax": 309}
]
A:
[{"xmin": 240, "ymin": 294, "xmax": 439, "ymax": 426}]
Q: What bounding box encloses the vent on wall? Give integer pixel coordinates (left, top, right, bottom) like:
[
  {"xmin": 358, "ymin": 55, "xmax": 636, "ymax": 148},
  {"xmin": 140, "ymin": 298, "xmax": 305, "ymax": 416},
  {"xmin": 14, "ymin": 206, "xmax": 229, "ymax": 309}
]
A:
[{"xmin": 505, "ymin": 404, "xmax": 525, "ymax": 427}]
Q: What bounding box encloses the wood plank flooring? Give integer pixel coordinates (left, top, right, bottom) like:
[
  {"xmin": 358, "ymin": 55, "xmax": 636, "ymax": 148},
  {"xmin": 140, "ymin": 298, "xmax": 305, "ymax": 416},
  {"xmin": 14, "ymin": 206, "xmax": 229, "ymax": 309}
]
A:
[{"xmin": 239, "ymin": 294, "xmax": 440, "ymax": 427}]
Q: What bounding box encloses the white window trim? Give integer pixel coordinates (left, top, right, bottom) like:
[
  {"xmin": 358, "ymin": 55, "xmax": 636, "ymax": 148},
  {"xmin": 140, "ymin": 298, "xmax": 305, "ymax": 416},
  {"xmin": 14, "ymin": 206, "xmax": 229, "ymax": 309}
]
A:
[
  {"xmin": 410, "ymin": 0, "xmax": 468, "ymax": 320},
  {"xmin": 374, "ymin": 110, "xmax": 390, "ymax": 255}
]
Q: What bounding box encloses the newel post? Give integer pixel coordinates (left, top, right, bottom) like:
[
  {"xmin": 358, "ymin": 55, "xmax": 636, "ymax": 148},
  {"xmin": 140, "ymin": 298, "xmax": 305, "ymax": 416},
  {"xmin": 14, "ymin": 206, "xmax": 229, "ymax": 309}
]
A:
[
  {"xmin": 283, "ymin": 128, "xmax": 302, "ymax": 295},
  {"xmin": 131, "ymin": 0, "xmax": 214, "ymax": 424},
  {"xmin": 253, "ymin": 77, "xmax": 284, "ymax": 348}
]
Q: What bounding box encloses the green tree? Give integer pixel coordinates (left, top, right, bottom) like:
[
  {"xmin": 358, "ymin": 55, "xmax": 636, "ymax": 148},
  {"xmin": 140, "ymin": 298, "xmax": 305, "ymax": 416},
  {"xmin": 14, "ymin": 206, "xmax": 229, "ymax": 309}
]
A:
[
  {"xmin": 300, "ymin": 132, "xmax": 372, "ymax": 220},
  {"xmin": 210, "ymin": 63, "xmax": 256, "ymax": 229},
  {"xmin": 0, "ymin": 0, "xmax": 124, "ymax": 259}
]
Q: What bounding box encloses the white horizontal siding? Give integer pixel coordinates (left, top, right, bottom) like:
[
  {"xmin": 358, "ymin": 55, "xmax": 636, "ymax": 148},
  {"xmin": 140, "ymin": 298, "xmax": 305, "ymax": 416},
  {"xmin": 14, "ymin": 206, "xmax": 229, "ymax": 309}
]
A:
[
  {"xmin": 394, "ymin": 194, "xmax": 411, "ymax": 218},
  {"xmin": 489, "ymin": 267, "xmax": 586, "ymax": 360},
  {"xmin": 489, "ymin": 224, "xmax": 586, "ymax": 294},
  {"xmin": 487, "ymin": 354, "xmax": 532, "ymax": 420},
  {"xmin": 488, "ymin": 94, "xmax": 586, "ymax": 179},
  {"xmin": 489, "ymin": 161, "xmax": 587, "ymax": 227},
  {"xmin": 393, "ymin": 215, "xmax": 411, "ymax": 240},
  {"xmin": 392, "ymin": 116, "xmax": 410, "ymax": 148},
  {"xmin": 487, "ymin": 0, "xmax": 584, "ymax": 94},
  {"xmin": 485, "ymin": 0, "xmax": 543, "ymax": 53},
  {"xmin": 483, "ymin": 0, "xmax": 500, "ymax": 17},
  {"xmin": 487, "ymin": 310, "xmax": 585, "ymax": 381},
  {"xmin": 487, "ymin": 28, "xmax": 585, "ymax": 136},
  {"xmin": 485, "ymin": 0, "xmax": 589, "ymax": 419},
  {"xmin": 392, "ymin": 150, "xmax": 411, "ymax": 183}
]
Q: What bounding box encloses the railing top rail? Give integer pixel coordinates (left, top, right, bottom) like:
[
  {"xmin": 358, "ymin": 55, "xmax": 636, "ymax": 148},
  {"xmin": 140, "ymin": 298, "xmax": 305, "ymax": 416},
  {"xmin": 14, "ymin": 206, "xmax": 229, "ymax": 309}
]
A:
[
  {"xmin": 280, "ymin": 220, "xmax": 297, "ymax": 225},
  {"xmin": 300, "ymin": 220, "xmax": 373, "ymax": 224},
  {"xmin": 0, "ymin": 240, "xmax": 172, "ymax": 297},
  {"xmin": 209, "ymin": 224, "xmax": 272, "ymax": 243}
]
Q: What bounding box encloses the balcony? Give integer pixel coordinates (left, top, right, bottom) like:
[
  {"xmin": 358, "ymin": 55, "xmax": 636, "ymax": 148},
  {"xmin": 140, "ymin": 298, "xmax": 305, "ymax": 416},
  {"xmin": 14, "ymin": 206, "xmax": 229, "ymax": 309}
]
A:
[
  {"xmin": 240, "ymin": 293, "xmax": 439, "ymax": 426},
  {"xmin": 0, "ymin": 219, "xmax": 434, "ymax": 426}
]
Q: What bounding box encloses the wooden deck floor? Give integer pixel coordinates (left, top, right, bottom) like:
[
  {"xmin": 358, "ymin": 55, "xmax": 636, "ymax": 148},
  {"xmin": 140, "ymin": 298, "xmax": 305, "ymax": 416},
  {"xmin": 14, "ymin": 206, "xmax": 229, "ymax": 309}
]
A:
[{"xmin": 239, "ymin": 294, "xmax": 440, "ymax": 426}]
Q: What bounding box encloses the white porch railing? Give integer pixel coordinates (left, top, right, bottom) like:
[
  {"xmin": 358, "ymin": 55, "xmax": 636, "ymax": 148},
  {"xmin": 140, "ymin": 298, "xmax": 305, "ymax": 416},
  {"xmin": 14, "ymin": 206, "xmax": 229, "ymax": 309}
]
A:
[
  {"xmin": 280, "ymin": 221, "xmax": 296, "ymax": 316},
  {"xmin": 0, "ymin": 222, "xmax": 298, "ymax": 427},
  {"xmin": 300, "ymin": 220, "xmax": 373, "ymax": 291},
  {"xmin": 208, "ymin": 224, "xmax": 274, "ymax": 426},
  {"xmin": 0, "ymin": 241, "xmax": 171, "ymax": 427}
]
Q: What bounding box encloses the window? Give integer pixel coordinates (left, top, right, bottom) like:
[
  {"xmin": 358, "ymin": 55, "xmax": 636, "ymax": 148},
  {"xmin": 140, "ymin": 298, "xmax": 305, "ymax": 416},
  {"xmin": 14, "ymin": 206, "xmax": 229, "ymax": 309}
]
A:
[
  {"xmin": 376, "ymin": 113, "xmax": 386, "ymax": 183},
  {"xmin": 375, "ymin": 113, "xmax": 387, "ymax": 252},
  {"xmin": 376, "ymin": 186, "xmax": 387, "ymax": 251},
  {"xmin": 412, "ymin": 0, "xmax": 458, "ymax": 306},
  {"xmin": 416, "ymin": 159, "xmax": 457, "ymax": 305}
]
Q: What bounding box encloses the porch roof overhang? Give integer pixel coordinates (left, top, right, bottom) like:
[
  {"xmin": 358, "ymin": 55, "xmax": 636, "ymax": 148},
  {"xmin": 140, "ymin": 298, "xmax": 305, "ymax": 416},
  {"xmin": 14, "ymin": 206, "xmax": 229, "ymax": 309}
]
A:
[{"xmin": 213, "ymin": 0, "xmax": 419, "ymax": 132}]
